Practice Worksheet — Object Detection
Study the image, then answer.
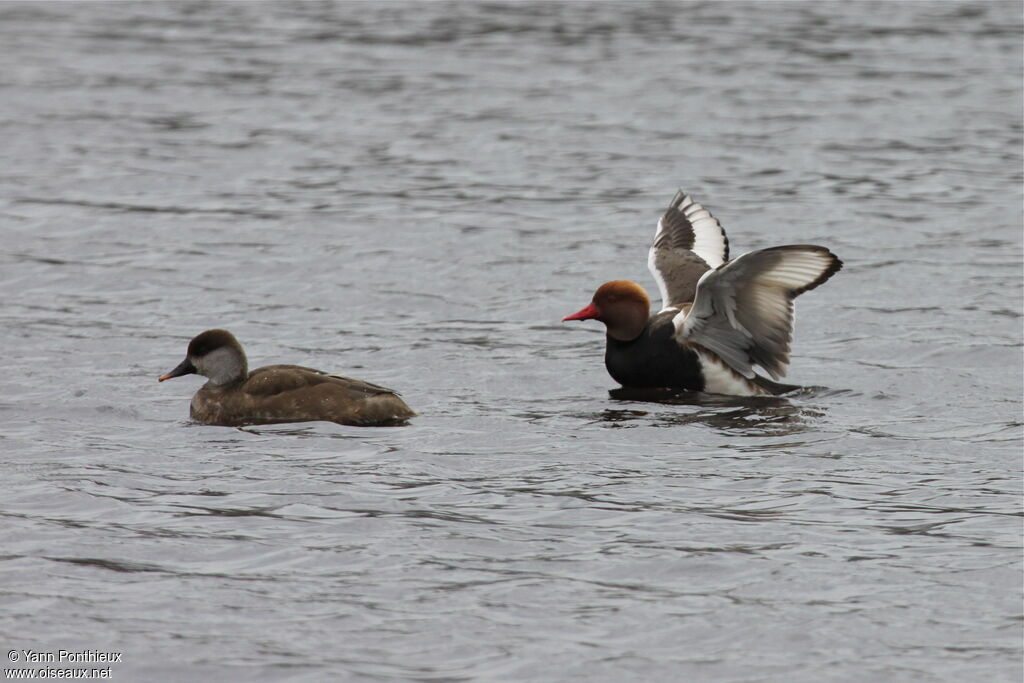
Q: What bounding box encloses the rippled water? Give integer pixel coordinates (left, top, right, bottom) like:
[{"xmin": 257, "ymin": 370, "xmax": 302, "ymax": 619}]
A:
[{"xmin": 2, "ymin": 2, "xmax": 1021, "ymax": 681}]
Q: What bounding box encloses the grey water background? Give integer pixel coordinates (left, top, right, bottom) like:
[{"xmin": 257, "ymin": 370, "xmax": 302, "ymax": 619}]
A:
[{"xmin": 1, "ymin": 1, "xmax": 1021, "ymax": 681}]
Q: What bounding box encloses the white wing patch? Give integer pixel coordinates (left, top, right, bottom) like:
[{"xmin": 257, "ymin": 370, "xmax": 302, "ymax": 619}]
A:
[{"xmin": 673, "ymin": 194, "xmax": 727, "ymax": 268}]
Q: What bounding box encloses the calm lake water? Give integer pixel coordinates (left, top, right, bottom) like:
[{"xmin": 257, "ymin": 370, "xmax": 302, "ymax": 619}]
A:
[{"xmin": 1, "ymin": 1, "xmax": 1021, "ymax": 681}]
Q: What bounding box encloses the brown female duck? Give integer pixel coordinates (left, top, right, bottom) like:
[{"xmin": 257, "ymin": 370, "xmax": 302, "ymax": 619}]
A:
[{"xmin": 159, "ymin": 329, "xmax": 415, "ymax": 426}]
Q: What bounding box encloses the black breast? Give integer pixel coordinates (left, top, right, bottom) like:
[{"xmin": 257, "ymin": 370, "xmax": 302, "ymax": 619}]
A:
[{"xmin": 604, "ymin": 311, "xmax": 704, "ymax": 390}]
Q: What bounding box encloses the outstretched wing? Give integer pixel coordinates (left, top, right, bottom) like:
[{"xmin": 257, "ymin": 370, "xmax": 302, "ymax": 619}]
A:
[
  {"xmin": 674, "ymin": 245, "xmax": 842, "ymax": 380},
  {"xmin": 647, "ymin": 190, "xmax": 729, "ymax": 310}
]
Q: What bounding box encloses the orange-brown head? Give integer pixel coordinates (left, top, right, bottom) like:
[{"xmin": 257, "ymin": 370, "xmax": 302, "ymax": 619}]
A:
[{"xmin": 562, "ymin": 280, "xmax": 651, "ymax": 341}]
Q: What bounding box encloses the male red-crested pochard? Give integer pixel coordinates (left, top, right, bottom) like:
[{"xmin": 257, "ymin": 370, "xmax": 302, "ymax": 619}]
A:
[
  {"xmin": 159, "ymin": 329, "xmax": 415, "ymax": 426},
  {"xmin": 563, "ymin": 191, "xmax": 843, "ymax": 396}
]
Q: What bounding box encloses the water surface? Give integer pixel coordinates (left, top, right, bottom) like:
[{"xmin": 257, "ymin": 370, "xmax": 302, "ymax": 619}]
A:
[{"xmin": 1, "ymin": 2, "xmax": 1021, "ymax": 681}]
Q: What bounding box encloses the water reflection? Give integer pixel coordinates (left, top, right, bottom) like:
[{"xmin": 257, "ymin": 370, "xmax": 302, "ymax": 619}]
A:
[{"xmin": 596, "ymin": 386, "xmax": 827, "ymax": 436}]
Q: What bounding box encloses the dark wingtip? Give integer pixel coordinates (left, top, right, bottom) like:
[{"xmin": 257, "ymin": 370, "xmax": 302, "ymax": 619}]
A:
[
  {"xmin": 669, "ymin": 189, "xmax": 688, "ymax": 209},
  {"xmin": 793, "ymin": 246, "xmax": 843, "ymax": 295}
]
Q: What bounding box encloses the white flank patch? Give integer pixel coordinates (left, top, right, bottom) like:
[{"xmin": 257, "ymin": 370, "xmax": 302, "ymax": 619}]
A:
[{"xmin": 696, "ymin": 350, "xmax": 764, "ymax": 396}]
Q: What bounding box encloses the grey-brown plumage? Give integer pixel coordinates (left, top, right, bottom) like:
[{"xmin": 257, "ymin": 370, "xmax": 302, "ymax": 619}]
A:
[
  {"xmin": 675, "ymin": 245, "xmax": 843, "ymax": 381},
  {"xmin": 159, "ymin": 329, "xmax": 415, "ymax": 427},
  {"xmin": 647, "ymin": 191, "xmax": 730, "ymax": 308}
]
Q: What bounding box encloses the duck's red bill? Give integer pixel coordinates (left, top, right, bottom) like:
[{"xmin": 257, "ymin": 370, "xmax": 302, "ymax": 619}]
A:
[{"xmin": 562, "ymin": 302, "xmax": 600, "ymax": 321}]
